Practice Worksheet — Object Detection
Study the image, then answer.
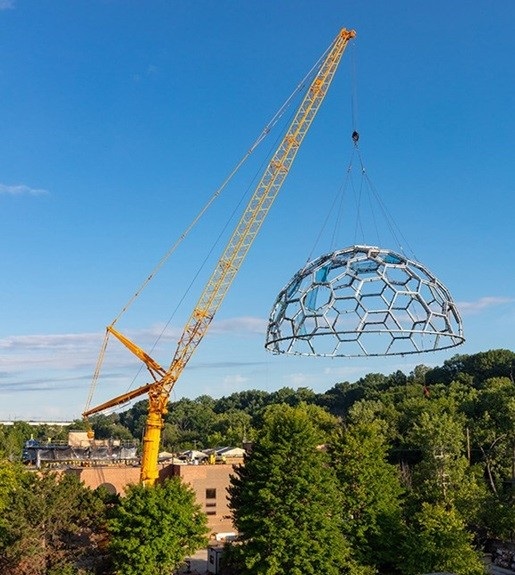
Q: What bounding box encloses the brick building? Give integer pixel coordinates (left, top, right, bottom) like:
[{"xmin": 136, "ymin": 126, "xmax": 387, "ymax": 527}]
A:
[
  {"xmin": 66, "ymin": 460, "xmax": 239, "ymax": 536},
  {"xmin": 163, "ymin": 463, "xmax": 235, "ymax": 535},
  {"xmin": 65, "ymin": 465, "xmax": 140, "ymax": 495}
]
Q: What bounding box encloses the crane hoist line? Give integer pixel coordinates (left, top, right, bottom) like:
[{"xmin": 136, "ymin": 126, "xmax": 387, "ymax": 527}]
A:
[{"xmin": 83, "ymin": 27, "xmax": 356, "ymax": 486}]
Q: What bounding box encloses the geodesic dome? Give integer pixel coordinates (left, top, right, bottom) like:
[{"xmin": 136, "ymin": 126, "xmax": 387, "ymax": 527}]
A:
[{"xmin": 265, "ymin": 245, "xmax": 464, "ymax": 357}]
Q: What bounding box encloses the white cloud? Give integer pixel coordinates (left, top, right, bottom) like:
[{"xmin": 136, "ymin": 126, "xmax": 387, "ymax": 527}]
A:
[
  {"xmin": 0, "ymin": 332, "xmax": 102, "ymax": 352},
  {"xmin": 0, "ymin": 332, "xmax": 118, "ymax": 377},
  {"xmin": 0, "ymin": 0, "xmax": 14, "ymax": 10},
  {"xmin": 457, "ymin": 296, "xmax": 514, "ymax": 316},
  {"xmin": 222, "ymin": 373, "xmax": 248, "ymax": 386},
  {"xmin": 284, "ymin": 372, "xmax": 309, "ymax": 386},
  {"xmin": 0, "ymin": 183, "xmax": 48, "ymax": 196}
]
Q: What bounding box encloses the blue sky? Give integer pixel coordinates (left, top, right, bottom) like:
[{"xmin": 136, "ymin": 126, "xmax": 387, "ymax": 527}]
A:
[{"xmin": 1, "ymin": 1, "xmax": 514, "ymax": 421}]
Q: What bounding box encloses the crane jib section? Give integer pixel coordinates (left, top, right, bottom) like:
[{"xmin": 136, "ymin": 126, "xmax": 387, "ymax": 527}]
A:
[
  {"xmin": 82, "ymin": 28, "xmax": 355, "ymax": 486},
  {"xmin": 163, "ymin": 28, "xmax": 356, "ymax": 398}
]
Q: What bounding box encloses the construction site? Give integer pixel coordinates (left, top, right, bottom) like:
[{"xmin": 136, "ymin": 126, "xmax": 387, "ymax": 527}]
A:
[
  {"xmin": 22, "ymin": 428, "xmax": 244, "ymax": 539},
  {"xmin": 79, "ymin": 21, "xmax": 465, "ymax": 482},
  {"xmin": 32, "ymin": 22, "xmax": 468, "ymax": 559},
  {"xmin": 3, "ymin": 4, "xmax": 513, "ymax": 573}
]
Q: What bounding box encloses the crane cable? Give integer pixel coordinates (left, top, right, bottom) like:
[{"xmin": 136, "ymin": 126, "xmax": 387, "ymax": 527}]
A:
[
  {"xmin": 347, "ymin": 42, "xmax": 416, "ymax": 257},
  {"xmin": 84, "ymin": 45, "xmax": 334, "ymax": 415},
  {"xmin": 350, "ymin": 41, "xmax": 359, "ymax": 137},
  {"xmin": 354, "ymin": 146, "xmax": 417, "ymax": 259},
  {"xmin": 306, "ymin": 40, "xmax": 416, "ymax": 265}
]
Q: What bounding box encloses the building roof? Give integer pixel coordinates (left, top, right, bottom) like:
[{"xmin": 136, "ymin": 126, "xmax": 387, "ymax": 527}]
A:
[{"xmin": 216, "ymin": 447, "xmax": 245, "ymax": 457}]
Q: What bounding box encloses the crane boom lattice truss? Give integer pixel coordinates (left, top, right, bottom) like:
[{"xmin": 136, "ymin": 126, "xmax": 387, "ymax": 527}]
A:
[{"xmin": 83, "ymin": 28, "xmax": 356, "ymax": 486}]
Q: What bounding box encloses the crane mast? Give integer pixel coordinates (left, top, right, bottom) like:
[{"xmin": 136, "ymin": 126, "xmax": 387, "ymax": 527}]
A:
[{"xmin": 83, "ymin": 28, "xmax": 356, "ymax": 486}]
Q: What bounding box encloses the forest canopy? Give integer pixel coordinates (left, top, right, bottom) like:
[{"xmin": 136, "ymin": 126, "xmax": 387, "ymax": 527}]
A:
[
  {"xmin": 2, "ymin": 348, "xmax": 514, "ymax": 457},
  {"xmin": 1, "ymin": 348, "xmax": 514, "ymax": 574}
]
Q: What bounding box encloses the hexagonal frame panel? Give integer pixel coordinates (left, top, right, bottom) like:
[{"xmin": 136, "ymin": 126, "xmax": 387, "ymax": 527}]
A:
[{"xmin": 265, "ymin": 245, "xmax": 465, "ymax": 357}]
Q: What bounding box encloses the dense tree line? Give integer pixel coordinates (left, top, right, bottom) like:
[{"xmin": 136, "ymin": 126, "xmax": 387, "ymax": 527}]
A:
[
  {"xmin": 0, "ymin": 348, "xmax": 514, "ymax": 573},
  {"xmin": 3, "ymin": 349, "xmax": 513, "ymax": 460}
]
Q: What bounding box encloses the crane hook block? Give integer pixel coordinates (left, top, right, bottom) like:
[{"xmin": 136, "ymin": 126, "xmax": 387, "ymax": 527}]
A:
[{"xmin": 352, "ymin": 130, "xmax": 359, "ymax": 143}]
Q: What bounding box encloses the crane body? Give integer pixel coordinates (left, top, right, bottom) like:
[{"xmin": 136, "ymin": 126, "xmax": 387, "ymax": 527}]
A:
[{"xmin": 83, "ymin": 28, "xmax": 356, "ymax": 486}]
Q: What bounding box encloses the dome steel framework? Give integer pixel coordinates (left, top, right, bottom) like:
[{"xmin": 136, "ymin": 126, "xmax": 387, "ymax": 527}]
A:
[{"xmin": 265, "ymin": 245, "xmax": 464, "ymax": 357}]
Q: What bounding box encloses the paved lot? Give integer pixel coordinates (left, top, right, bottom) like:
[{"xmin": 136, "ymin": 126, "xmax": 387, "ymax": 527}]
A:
[{"xmin": 177, "ymin": 548, "xmax": 208, "ymax": 574}]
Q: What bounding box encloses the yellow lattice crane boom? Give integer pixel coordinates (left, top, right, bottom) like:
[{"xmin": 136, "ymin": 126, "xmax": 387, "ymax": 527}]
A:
[{"xmin": 83, "ymin": 28, "xmax": 356, "ymax": 486}]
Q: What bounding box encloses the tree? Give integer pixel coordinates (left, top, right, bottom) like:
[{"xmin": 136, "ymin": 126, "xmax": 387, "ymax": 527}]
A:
[
  {"xmin": 119, "ymin": 399, "xmax": 149, "ymax": 439},
  {"xmin": 464, "ymin": 349, "xmax": 515, "ymax": 385},
  {"xmin": 465, "ymin": 377, "xmax": 515, "ymax": 539},
  {"xmin": 0, "ymin": 422, "xmax": 32, "ymax": 461},
  {"xmin": 206, "ymin": 409, "xmax": 253, "ymax": 448},
  {"xmin": 108, "ymin": 477, "xmax": 208, "ymax": 575},
  {"xmin": 330, "ymin": 402, "xmax": 404, "ymax": 571},
  {"xmin": 468, "ymin": 377, "xmax": 515, "ymax": 495},
  {"xmin": 403, "ymin": 399, "xmax": 489, "ymax": 533},
  {"xmin": 402, "ymin": 502, "xmax": 485, "ymax": 575},
  {"xmin": 0, "ymin": 465, "xmax": 109, "ymax": 575},
  {"xmin": 407, "ymin": 409, "xmax": 468, "ymax": 504},
  {"xmin": 160, "ymin": 421, "xmax": 182, "ymax": 452},
  {"xmin": 90, "ymin": 413, "xmax": 133, "ymax": 441},
  {"xmin": 425, "ymin": 353, "xmax": 468, "ymax": 386},
  {"xmin": 408, "ymin": 364, "xmax": 431, "ymax": 385},
  {"xmin": 213, "ymin": 389, "xmax": 271, "ymax": 414},
  {"xmin": 163, "ymin": 397, "xmax": 218, "ymax": 449},
  {"xmin": 318, "ymin": 380, "xmax": 365, "ymax": 418},
  {"xmin": 269, "ymin": 386, "xmax": 317, "ymax": 406},
  {"xmin": 425, "ymin": 349, "xmax": 515, "ymax": 387},
  {"xmin": 228, "ymin": 404, "xmax": 361, "ymax": 575}
]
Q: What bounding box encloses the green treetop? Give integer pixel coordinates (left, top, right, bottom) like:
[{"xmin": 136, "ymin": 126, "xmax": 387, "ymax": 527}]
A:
[{"xmin": 228, "ymin": 403, "xmax": 366, "ymax": 575}]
